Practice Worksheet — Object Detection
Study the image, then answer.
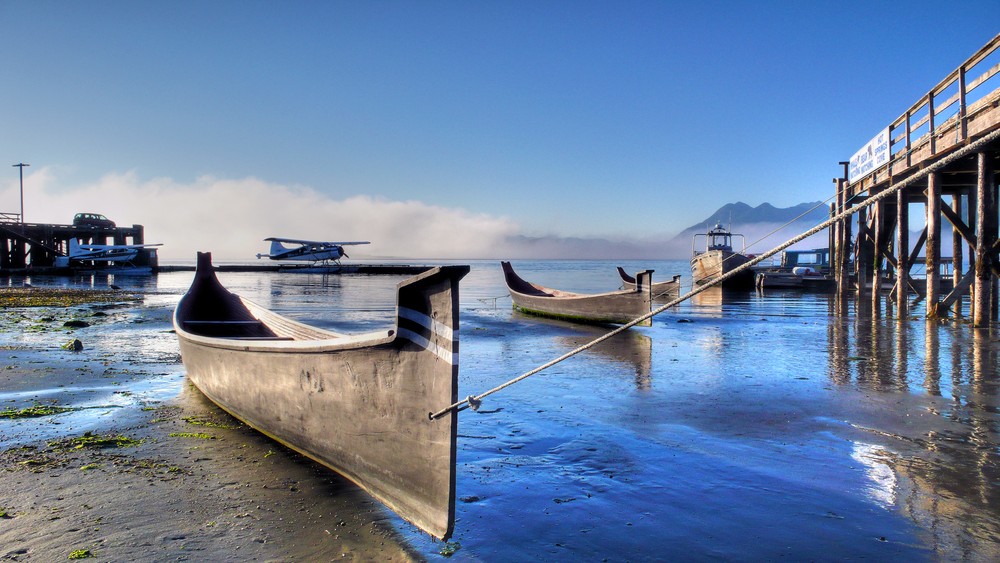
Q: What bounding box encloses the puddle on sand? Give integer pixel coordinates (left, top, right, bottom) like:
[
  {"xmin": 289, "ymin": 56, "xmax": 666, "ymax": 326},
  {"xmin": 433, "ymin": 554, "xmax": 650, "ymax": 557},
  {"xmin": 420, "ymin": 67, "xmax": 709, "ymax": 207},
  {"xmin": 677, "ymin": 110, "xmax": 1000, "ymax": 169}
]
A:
[{"xmin": 0, "ymin": 371, "xmax": 185, "ymax": 448}]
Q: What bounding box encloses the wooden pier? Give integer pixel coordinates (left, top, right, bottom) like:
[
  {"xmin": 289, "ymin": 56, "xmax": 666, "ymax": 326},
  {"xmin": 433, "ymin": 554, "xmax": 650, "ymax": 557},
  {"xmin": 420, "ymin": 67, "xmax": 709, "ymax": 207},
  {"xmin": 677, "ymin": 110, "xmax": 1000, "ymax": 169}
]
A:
[
  {"xmin": 0, "ymin": 219, "xmax": 155, "ymax": 273},
  {"xmin": 831, "ymin": 34, "xmax": 1000, "ymax": 327}
]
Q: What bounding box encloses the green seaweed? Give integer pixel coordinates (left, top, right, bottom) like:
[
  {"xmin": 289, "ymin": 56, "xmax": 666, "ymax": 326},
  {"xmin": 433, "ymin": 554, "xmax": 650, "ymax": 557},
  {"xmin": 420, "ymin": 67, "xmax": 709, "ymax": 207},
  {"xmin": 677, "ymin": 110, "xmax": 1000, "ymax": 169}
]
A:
[
  {"xmin": 50, "ymin": 432, "xmax": 142, "ymax": 450},
  {"xmin": 68, "ymin": 549, "xmax": 93, "ymax": 560},
  {"xmin": 0, "ymin": 404, "xmax": 74, "ymax": 419},
  {"xmin": 182, "ymin": 416, "xmax": 239, "ymax": 430},
  {"xmin": 0, "ymin": 287, "xmax": 138, "ymax": 308},
  {"xmin": 169, "ymin": 432, "xmax": 215, "ymax": 440},
  {"xmin": 439, "ymin": 541, "xmax": 461, "ymax": 557}
]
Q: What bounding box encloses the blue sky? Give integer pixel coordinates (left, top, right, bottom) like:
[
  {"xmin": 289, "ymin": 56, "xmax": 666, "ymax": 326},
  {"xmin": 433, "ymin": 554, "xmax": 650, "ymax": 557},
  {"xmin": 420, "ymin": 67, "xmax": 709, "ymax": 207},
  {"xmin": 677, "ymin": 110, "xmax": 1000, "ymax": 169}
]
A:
[{"xmin": 1, "ymin": 1, "xmax": 998, "ymax": 260}]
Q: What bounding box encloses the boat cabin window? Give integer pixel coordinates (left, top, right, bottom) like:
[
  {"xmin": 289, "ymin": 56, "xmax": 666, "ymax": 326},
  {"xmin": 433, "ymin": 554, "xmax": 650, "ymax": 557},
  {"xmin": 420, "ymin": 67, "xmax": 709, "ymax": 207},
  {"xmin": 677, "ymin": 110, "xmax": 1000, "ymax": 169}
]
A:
[{"xmin": 780, "ymin": 249, "xmax": 830, "ymax": 269}]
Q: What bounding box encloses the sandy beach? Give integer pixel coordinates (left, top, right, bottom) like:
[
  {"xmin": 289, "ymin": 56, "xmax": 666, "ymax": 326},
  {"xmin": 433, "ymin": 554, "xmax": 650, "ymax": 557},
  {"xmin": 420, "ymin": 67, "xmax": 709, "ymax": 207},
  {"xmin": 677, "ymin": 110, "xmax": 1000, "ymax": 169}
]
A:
[{"xmin": 0, "ymin": 287, "xmax": 420, "ymax": 562}]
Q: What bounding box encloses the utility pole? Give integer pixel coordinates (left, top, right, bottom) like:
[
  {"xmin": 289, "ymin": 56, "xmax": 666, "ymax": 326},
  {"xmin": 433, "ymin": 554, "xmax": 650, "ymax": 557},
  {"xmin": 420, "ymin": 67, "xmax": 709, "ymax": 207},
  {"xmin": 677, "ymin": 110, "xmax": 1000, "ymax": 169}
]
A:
[{"xmin": 12, "ymin": 162, "xmax": 29, "ymax": 223}]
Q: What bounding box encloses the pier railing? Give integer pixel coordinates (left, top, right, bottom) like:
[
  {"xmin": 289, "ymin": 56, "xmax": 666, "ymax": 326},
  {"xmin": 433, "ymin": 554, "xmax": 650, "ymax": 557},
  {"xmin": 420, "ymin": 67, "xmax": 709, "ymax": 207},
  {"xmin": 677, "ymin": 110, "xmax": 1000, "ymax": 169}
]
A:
[{"xmin": 851, "ymin": 33, "xmax": 1000, "ymax": 192}]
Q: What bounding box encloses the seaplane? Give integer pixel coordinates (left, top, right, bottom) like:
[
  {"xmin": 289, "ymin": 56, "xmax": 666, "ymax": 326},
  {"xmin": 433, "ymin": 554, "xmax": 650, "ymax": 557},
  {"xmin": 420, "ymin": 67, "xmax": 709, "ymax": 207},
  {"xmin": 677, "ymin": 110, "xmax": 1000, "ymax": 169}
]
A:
[
  {"xmin": 54, "ymin": 238, "xmax": 163, "ymax": 267},
  {"xmin": 255, "ymin": 237, "xmax": 370, "ymax": 265}
]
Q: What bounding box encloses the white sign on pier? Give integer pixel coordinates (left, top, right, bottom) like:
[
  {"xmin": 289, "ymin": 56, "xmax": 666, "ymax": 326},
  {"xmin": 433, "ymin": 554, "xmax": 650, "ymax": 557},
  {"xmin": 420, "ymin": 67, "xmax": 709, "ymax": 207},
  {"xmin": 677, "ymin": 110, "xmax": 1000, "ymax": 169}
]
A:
[{"xmin": 848, "ymin": 127, "xmax": 890, "ymax": 183}]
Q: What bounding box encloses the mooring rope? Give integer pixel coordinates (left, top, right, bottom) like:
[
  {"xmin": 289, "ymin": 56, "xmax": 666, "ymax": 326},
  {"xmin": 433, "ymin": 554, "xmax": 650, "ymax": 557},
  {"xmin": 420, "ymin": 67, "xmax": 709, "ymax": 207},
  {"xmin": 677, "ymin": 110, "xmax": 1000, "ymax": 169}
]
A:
[{"xmin": 430, "ymin": 127, "xmax": 1000, "ymax": 420}]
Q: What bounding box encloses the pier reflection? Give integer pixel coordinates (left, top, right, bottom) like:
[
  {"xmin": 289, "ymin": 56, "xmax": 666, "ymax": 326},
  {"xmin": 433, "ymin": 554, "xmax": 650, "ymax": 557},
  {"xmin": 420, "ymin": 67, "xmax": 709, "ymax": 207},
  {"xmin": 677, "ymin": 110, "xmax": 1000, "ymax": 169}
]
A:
[{"xmin": 827, "ymin": 315, "xmax": 1000, "ymax": 558}]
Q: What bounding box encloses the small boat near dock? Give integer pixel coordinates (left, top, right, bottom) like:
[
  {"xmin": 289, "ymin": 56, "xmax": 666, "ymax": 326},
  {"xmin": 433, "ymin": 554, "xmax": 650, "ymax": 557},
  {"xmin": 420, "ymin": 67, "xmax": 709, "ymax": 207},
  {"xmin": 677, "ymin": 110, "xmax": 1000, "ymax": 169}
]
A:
[
  {"xmin": 173, "ymin": 252, "xmax": 469, "ymax": 540},
  {"xmin": 754, "ymin": 248, "xmax": 835, "ymax": 291},
  {"xmin": 501, "ymin": 261, "xmax": 653, "ymax": 326},
  {"xmin": 617, "ymin": 266, "xmax": 681, "ymax": 298},
  {"xmin": 691, "ymin": 224, "xmax": 755, "ymax": 289}
]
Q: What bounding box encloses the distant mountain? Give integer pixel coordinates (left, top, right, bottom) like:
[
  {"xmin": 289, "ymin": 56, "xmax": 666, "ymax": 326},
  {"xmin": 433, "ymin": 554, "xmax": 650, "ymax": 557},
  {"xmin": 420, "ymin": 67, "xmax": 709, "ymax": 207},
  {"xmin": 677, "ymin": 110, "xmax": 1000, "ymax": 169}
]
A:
[
  {"xmin": 677, "ymin": 201, "xmax": 830, "ymax": 237},
  {"xmin": 493, "ymin": 201, "xmax": 834, "ymax": 260}
]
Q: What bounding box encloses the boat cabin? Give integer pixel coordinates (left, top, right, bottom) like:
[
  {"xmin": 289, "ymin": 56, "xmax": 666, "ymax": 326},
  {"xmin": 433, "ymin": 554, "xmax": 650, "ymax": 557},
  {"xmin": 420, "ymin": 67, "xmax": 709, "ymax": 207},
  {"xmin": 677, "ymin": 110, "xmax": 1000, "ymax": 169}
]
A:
[
  {"xmin": 780, "ymin": 248, "xmax": 830, "ymax": 270},
  {"xmin": 692, "ymin": 224, "xmax": 746, "ymax": 255}
]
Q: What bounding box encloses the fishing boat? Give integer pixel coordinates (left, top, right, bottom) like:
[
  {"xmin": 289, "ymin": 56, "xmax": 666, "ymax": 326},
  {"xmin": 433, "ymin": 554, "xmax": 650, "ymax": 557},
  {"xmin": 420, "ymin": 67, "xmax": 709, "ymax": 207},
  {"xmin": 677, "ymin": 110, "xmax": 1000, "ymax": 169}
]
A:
[
  {"xmin": 617, "ymin": 267, "xmax": 681, "ymax": 298},
  {"xmin": 501, "ymin": 261, "xmax": 653, "ymax": 326},
  {"xmin": 690, "ymin": 224, "xmax": 755, "ymax": 289},
  {"xmin": 173, "ymin": 252, "xmax": 469, "ymax": 540}
]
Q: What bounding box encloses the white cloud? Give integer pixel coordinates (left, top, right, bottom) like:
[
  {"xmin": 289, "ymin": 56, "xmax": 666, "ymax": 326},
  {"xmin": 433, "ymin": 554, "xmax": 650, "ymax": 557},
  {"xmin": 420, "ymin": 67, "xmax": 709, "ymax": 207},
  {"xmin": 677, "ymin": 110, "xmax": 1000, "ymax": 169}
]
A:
[
  {"xmin": 3, "ymin": 170, "xmax": 534, "ymax": 261},
  {"xmin": 9, "ymin": 170, "xmax": 766, "ymax": 261}
]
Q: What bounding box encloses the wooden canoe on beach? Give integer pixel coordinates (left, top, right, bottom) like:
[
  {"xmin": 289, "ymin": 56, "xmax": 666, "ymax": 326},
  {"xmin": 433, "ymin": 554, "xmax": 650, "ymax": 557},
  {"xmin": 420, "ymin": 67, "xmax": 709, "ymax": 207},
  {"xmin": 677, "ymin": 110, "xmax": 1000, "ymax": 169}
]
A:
[
  {"xmin": 501, "ymin": 261, "xmax": 653, "ymax": 326},
  {"xmin": 617, "ymin": 267, "xmax": 681, "ymax": 298},
  {"xmin": 173, "ymin": 252, "xmax": 468, "ymax": 540}
]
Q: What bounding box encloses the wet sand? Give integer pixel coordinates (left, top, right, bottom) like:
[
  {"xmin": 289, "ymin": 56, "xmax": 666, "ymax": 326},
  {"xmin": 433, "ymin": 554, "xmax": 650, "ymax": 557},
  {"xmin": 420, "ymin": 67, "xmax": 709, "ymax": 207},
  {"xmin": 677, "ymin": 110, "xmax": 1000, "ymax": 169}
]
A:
[
  {"xmin": 0, "ymin": 288, "xmax": 420, "ymax": 562},
  {"xmin": 5, "ymin": 264, "xmax": 1000, "ymax": 560}
]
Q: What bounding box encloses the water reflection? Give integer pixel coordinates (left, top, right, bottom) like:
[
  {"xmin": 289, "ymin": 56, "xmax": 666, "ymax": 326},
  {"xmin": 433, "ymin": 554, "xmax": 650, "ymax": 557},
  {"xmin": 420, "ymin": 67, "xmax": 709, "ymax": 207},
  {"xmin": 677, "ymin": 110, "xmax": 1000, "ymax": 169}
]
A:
[
  {"xmin": 827, "ymin": 314, "xmax": 1000, "ymax": 559},
  {"xmin": 555, "ymin": 330, "xmax": 653, "ymax": 390},
  {"xmin": 689, "ymin": 286, "xmax": 747, "ymax": 311},
  {"xmin": 851, "ymin": 442, "xmax": 898, "ymax": 509}
]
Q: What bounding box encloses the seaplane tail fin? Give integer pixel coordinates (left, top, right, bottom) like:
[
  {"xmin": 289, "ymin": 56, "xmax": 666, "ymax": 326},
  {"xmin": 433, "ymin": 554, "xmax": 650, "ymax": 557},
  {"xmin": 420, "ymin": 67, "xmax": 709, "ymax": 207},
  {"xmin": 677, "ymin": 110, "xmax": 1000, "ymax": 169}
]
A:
[
  {"xmin": 68, "ymin": 238, "xmax": 82, "ymax": 258},
  {"xmin": 269, "ymin": 239, "xmax": 289, "ymax": 256},
  {"xmin": 257, "ymin": 239, "xmax": 289, "ymax": 259}
]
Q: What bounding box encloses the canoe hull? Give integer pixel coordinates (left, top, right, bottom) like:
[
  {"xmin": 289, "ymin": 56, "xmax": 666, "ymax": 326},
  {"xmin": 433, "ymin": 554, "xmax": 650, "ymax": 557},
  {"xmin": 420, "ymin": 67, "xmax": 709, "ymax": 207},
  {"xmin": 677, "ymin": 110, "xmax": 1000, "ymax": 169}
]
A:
[
  {"xmin": 174, "ymin": 253, "xmax": 468, "ymax": 540},
  {"xmin": 502, "ymin": 261, "xmax": 653, "ymax": 326}
]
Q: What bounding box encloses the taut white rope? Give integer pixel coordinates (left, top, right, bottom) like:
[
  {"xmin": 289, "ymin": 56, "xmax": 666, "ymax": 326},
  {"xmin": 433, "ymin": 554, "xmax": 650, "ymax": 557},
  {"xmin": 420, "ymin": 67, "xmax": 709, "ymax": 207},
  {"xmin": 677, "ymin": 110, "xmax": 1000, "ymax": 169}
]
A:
[{"xmin": 430, "ymin": 127, "xmax": 1000, "ymax": 420}]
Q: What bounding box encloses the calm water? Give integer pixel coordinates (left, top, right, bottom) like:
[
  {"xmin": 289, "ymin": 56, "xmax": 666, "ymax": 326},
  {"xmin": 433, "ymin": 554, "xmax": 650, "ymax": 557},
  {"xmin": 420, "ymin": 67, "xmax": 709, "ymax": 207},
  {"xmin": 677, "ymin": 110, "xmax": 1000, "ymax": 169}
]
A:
[{"xmin": 5, "ymin": 259, "xmax": 1000, "ymax": 560}]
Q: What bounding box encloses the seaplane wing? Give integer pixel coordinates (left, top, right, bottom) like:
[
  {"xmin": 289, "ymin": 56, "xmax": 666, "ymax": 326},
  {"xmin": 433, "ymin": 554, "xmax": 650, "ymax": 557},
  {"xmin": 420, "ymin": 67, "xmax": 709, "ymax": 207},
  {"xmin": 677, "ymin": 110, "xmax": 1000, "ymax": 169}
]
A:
[
  {"xmin": 264, "ymin": 237, "xmax": 370, "ymax": 247},
  {"xmin": 257, "ymin": 238, "xmax": 370, "ymax": 263}
]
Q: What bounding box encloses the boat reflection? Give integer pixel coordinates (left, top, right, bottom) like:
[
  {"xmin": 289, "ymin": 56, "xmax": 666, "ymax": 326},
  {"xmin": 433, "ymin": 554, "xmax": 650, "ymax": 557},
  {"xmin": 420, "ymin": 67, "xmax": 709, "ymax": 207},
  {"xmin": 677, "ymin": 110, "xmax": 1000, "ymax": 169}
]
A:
[
  {"xmin": 689, "ymin": 287, "xmax": 755, "ymax": 311},
  {"xmin": 555, "ymin": 329, "xmax": 653, "ymax": 390}
]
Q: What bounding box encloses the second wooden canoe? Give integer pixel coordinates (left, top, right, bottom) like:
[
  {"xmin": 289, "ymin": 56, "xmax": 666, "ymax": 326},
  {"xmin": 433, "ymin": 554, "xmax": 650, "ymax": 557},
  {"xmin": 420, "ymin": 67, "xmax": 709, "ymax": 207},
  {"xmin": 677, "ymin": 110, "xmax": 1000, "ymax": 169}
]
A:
[{"xmin": 501, "ymin": 261, "xmax": 653, "ymax": 326}]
